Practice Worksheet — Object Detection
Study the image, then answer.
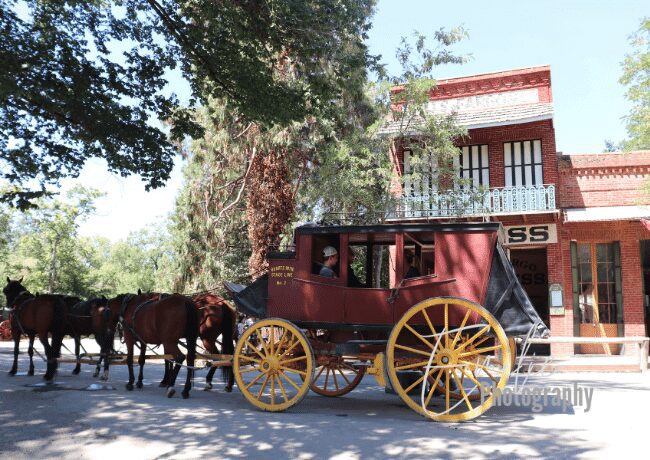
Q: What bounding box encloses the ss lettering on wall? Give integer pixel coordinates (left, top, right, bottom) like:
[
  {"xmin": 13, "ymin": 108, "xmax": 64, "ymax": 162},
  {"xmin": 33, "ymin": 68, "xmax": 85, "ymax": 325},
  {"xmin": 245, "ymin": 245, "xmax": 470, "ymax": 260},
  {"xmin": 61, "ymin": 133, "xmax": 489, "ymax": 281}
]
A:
[{"xmin": 505, "ymin": 224, "xmax": 557, "ymax": 245}]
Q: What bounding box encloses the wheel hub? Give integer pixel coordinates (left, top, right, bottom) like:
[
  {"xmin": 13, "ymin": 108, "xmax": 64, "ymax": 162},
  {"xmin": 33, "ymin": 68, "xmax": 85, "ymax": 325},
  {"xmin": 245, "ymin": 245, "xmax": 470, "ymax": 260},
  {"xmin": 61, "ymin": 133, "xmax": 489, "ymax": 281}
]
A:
[{"xmin": 262, "ymin": 356, "xmax": 280, "ymax": 374}]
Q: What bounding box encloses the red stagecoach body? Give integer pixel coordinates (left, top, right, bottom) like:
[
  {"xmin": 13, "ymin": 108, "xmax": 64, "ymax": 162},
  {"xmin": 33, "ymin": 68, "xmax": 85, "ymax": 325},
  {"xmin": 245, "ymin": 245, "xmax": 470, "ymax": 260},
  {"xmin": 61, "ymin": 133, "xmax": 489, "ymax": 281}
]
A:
[{"xmin": 229, "ymin": 222, "xmax": 548, "ymax": 338}]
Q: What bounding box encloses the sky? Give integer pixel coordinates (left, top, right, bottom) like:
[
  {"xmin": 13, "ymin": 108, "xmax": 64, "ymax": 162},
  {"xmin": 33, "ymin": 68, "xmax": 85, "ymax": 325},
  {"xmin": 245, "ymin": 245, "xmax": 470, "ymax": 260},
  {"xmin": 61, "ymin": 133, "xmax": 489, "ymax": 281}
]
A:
[{"xmin": 67, "ymin": 0, "xmax": 648, "ymax": 242}]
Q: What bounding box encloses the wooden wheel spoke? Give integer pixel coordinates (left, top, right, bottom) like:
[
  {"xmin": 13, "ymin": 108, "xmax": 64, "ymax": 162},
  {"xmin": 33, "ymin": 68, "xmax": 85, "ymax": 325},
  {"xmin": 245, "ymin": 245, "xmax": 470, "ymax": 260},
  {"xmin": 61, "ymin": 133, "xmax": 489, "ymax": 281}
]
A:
[
  {"xmin": 395, "ymin": 343, "xmax": 435, "ymax": 358},
  {"xmin": 456, "ymin": 326, "xmax": 490, "ymax": 352},
  {"xmin": 472, "ymin": 336, "xmax": 491, "ymax": 349},
  {"xmin": 270, "ymin": 374, "xmax": 276, "ymax": 404},
  {"xmin": 395, "ymin": 360, "xmax": 431, "ymax": 371},
  {"xmin": 459, "ymin": 367, "xmax": 490, "ymax": 394},
  {"xmin": 244, "ymin": 371, "xmax": 265, "ymax": 390},
  {"xmin": 279, "ymin": 370, "xmax": 302, "ymax": 391},
  {"xmin": 239, "ymin": 355, "xmax": 261, "ymax": 364},
  {"xmin": 246, "ymin": 341, "xmax": 266, "ymax": 360},
  {"xmin": 420, "ymin": 308, "xmax": 437, "ymax": 337},
  {"xmin": 257, "ymin": 374, "xmax": 271, "ymax": 399},
  {"xmin": 424, "ymin": 369, "xmax": 444, "ymax": 407},
  {"xmin": 404, "ymin": 323, "xmax": 436, "ymax": 351},
  {"xmin": 445, "ymin": 370, "xmax": 450, "ymax": 412},
  {"xmin": 403, "ymin": 371, "xmax": 428, "ymax": 395},
  {"xmin": 337, "ymin": 368, "xmax": 352, "ymax": 385},
  {"xmin": 279, "ymin": 355, "xmax": 307, "ymax": 365},
  {"xmin": 451, "ymin": 311, "xmax": 471, "ymax": 349},
  {"xmin": 278, "ymin": 337, "xmax": 301, "ymax": 360},
  {"xmin": 314, "ymin": 365, "xmax": 326, "ymax": 381},
  {"xmin": 280, "ymin": 365, "xmax": 307, "ymax": 377},
  {"xmin": 451, "ymin": 369, "xmax": 473, "ymax": 411},
  {"xmin": 460, "ymin": 359, "xmax": 499, "ymax": 383},
  {"xmin": 444, "ymin": 303, "xmax": 450, "ymax": 348},
  {"xmin": 332, "ymin": 370, "xmax": 340, "ymax": 391},
  {"xmin": 459, "ymin": 345, "xmax": 501, "ymax": 357},
  {"xmin": 323, "ymin": 367, "xmax": 330, "ymax": 389},
  {"xmin": 276, "ymin": 373, "xmax": 289, "ymax": 403},
  {"xmin": 269, "ymin": 327, "xmax": 275, "ymax": 355}
]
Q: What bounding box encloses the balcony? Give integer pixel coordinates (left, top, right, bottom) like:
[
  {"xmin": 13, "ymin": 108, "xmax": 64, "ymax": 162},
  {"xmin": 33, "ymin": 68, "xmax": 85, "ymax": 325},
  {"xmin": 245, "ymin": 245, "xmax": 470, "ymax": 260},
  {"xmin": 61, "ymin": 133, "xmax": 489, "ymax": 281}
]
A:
[{"xmin": 391, "ymin": 184, "xmax": 557, "ymax": 219}]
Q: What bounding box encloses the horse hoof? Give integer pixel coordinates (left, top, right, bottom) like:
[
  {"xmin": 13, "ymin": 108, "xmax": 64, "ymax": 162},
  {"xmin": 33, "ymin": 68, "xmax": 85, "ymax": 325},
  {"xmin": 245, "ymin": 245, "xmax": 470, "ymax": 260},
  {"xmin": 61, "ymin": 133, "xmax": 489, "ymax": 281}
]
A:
[
  {"xmin": 225, "ymin": 386, "xmax": 233, "ymax": 393},
  {"xmin": 166, "ymin": 388, "xmax": 175, "ymax": 398},
  {"xmin": 126, "ymin": 383, "xmax": 134, "ymax": 391},
  {"xmin": 100, "ymin": 374, "xmax": 108, "ymax": 381},
  {"xmin": 136, "ymin": 381, "xmax": 143, "ymax": 389},
  {"xmin": 182, "ymin": 391, "xmax": 190, "ymax": 399},
  {"xmin": 203, "ymin": 384, "xmax": 212, "ymax": 391},
  {"xmin": 93, "ymin": 371, "xmax": 99, "ymax": 378},
  {"xmin": 72, "ymin": 368, "xmax": 80, "ymax": 375},
  {"xmin": 158, "ymin": 382, "xmax": 167, "ymax": 388},
  {"xmin": 28, "ymin": 369, "xmax": 34, "ymax": 376},
  {"xmin": 8, "ymin": 369, "xmax": 17, "ymax": 376}
]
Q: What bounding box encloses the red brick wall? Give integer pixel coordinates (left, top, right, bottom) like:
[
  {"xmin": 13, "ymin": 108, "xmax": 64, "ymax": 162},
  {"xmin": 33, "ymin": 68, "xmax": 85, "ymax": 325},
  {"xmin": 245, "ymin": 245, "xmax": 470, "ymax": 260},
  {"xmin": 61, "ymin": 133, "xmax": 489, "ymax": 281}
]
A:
[
  {"xmin": 462, "ymin": 119, "xmax": 558, "ymax": 189},
  {"xmin": 559, "ymin": 151, "xmax": 650, "ymax": 208}
]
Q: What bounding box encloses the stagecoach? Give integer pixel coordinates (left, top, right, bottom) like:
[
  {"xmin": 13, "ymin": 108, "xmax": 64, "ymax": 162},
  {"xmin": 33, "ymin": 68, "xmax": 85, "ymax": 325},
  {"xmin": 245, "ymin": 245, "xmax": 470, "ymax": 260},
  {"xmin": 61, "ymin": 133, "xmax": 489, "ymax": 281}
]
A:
[{"xmin": 226, "ymin": 222, "xmax": 549, "ymax": 422}]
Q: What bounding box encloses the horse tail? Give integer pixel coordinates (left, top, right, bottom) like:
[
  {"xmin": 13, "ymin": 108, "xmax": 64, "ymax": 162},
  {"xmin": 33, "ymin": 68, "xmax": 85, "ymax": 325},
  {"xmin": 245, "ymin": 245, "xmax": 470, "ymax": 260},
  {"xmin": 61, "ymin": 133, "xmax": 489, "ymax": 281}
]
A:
[{"xmin": 220, "ymin": 302, "xmax": 235, "ymax": 382}]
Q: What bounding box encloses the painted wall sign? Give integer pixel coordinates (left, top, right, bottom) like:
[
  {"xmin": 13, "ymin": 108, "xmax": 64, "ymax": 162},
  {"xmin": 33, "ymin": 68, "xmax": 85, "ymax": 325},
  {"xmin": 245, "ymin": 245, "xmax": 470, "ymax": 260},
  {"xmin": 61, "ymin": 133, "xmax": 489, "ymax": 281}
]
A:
[{"xmin": 504, "ymin": 224, "xmax": 557, "ymax": 245}]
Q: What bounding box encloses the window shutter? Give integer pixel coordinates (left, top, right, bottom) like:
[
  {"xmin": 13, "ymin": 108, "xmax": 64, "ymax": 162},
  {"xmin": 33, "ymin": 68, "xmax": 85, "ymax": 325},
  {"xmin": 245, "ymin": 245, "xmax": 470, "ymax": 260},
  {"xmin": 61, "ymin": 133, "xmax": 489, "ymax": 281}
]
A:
[
  {"xmin": 570, "ymin": 241, "xmax": 580, "ymax": 337},
  {"xmin": 613, "ymin": 241, "xmax": 624, "ymax": 335}
]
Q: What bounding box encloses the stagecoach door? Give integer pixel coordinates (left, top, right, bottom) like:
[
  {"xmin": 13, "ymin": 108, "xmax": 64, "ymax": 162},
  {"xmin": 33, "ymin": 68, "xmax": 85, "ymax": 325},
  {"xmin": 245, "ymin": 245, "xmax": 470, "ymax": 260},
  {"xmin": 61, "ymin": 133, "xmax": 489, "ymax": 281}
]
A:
[{"xmin": 510, "ymin": 248, "xmax": 550, "ymax": 355}]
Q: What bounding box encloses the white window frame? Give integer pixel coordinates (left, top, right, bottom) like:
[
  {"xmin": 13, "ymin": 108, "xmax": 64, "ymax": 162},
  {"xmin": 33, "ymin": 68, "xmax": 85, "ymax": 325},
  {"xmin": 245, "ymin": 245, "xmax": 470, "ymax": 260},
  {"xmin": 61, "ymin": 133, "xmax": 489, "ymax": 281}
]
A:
[{"xmin": 504, "ymin": 140, "xmax": 543, "ymax": 187}]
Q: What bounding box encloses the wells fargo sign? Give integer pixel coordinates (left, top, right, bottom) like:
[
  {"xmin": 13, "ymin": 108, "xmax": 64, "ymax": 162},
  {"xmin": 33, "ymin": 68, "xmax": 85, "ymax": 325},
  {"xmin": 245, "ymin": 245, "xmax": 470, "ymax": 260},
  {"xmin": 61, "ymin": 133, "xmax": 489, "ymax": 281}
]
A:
[{"xmin": 504, "ymin": 224, "xmax": 557, "ymax": 245}]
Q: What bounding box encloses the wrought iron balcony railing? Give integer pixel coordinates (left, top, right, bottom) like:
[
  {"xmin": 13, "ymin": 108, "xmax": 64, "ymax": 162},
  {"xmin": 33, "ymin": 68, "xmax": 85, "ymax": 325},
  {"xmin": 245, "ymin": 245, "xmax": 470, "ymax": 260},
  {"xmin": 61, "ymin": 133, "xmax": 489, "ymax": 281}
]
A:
[{"xmin": 391, "ymin": 184, "xmax": 556, "ymax": 219}]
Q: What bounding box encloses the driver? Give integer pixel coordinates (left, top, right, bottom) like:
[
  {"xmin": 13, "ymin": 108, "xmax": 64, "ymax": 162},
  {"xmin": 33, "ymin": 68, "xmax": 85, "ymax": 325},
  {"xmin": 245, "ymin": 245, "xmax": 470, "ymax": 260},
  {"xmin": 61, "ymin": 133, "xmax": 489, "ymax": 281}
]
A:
[{"xmin": 319, "ymin": 246, "xmax": 339, "ymax": 278}]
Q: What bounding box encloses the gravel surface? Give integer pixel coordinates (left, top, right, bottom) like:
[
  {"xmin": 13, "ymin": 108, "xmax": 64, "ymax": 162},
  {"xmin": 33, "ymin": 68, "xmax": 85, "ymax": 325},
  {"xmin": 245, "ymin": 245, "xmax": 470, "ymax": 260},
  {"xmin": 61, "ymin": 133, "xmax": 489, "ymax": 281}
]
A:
[{"xmin": 1, "ymin": 338, "xmax": 649, "ymax": 459}]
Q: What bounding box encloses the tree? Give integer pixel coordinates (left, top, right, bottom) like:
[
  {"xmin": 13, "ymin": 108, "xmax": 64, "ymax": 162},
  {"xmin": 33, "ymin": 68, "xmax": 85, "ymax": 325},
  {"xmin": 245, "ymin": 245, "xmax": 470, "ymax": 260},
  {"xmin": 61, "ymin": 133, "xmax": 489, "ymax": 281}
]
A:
[
  {"xmin": 1, "ymin": 0, "xmax": 378, "ymax": 208},
  {"xmin": 620, "ymin": 17, "xmax": 650, "ymax": 150},
  {"xmin": 8, "ymin": 185, "xmax": 102, "ymax": 295}
]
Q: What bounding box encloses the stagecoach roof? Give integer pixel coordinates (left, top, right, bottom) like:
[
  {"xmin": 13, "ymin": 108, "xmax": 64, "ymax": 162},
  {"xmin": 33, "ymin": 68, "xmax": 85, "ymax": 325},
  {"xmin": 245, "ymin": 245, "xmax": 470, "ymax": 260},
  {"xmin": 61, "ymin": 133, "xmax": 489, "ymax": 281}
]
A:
[{"xmin": 295, "ymin": 221, "xmax": 502, "ymax": 236}]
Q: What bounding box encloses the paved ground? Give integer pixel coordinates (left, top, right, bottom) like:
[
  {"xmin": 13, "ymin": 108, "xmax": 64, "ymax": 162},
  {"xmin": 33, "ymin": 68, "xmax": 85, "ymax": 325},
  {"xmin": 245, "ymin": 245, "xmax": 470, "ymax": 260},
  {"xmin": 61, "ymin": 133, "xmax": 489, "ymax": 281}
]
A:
[{"xmin": 0, "ymin": 338, "xmax": 649, "ymax": 459}]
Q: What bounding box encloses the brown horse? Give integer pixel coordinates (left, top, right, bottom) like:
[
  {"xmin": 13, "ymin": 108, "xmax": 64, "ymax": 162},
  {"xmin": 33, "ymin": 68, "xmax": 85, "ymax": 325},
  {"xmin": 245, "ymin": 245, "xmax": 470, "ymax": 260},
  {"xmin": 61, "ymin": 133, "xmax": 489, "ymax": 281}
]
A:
[
  {"xmin": 191, "ymin": 293, "xmax": 236, "ymax": 392},
  {"xmin": 121, "ymin": 293, "xmax": 198, "ymax": 398},
  {"xmin": 2, "ymin": 277, "xmax": 66, "ymax": 381},
  {"xmin": 90, "ymin": 293, "xmax": 141, "ymax": 381},
  {"xmin": 66, "ymin": 297, "xmax": 107, "ymax": 375}
]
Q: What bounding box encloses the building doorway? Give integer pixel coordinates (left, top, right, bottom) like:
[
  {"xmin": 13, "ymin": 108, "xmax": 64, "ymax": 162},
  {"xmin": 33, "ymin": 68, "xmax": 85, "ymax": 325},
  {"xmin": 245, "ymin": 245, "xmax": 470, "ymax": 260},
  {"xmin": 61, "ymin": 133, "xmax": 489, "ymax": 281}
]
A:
[{"xmin": 510, "ymin": 247, "xmax": 549, "ymax": 355}]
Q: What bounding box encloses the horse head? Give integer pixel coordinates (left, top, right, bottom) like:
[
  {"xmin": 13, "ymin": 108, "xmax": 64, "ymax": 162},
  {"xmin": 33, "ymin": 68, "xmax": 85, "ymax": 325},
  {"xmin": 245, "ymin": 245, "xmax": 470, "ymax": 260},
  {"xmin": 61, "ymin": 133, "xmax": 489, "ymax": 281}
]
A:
[{"xmin": 3, "ymin": 277, "xmax": 29, "ymax": 307}]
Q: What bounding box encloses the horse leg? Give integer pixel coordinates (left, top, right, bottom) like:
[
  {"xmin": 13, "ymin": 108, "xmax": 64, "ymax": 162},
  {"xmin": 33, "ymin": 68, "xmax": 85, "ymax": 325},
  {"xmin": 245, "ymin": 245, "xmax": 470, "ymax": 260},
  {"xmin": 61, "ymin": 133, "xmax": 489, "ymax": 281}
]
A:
[
  {"xmin": 203, "ymin": 339, "xmax": 217, "ymax": 391},
  {"xmin": 100, "ymin": 331, "xmax": 113, "ymax": 381},
  {"xmin": 125, "ymin": 340, "xmax": 135, "ymax": 391},
  {"xmin": 27, "ymin": 334, "xmax": 35, "ymax": 376},
  {"xmin": 72, "ymin": 334, "xmax": 81, "ymax": 375},
  {"xmin": 182, "ymin": 347, "xmax": 195, "ymax": 399},
  {"xmin": 136, "ymin": 343, "xmax": 146, "ymax": 389},
  {"xmin": 40, "ymin": 333, "xmax": 55, "ymax": 382},
  {"xmin": 165, "ymin": 344, "xmax": 185, "ymax": 398},
  {"xmin": 159, "ymin": 360, "xmax": 171, "ymax": 388},
  {"xmin": 8, "ymin": 331, "xmax": 19, "ymax": 375}
]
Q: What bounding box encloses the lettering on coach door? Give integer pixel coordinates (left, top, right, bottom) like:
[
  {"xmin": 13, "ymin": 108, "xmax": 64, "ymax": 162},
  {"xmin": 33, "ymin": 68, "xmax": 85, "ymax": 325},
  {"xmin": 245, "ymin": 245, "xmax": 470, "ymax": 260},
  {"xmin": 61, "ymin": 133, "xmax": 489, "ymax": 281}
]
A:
[{"xmin": 504, "ymin": 224, "xmax": 557, "ymax": 245}]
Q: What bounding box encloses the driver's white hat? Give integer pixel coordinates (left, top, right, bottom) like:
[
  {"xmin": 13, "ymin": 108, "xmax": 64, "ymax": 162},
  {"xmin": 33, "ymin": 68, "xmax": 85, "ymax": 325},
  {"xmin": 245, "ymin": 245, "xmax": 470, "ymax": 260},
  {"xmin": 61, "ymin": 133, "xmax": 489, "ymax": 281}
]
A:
[{"xmin": 322, "ymin": 246, "xmax": 338, "ymax": 258}]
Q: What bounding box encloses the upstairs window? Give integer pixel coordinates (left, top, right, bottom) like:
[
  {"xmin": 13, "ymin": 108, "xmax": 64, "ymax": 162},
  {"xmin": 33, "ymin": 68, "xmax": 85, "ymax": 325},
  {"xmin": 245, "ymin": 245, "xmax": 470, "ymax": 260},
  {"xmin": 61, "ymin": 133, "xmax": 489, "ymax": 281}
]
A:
[
  {"xmin": 459, "ymin": 144, "xmax": 489, "ymax": 188},
  {"xmin": 504, "ymin": 140, "xmax": 543, "ymax": 186}
]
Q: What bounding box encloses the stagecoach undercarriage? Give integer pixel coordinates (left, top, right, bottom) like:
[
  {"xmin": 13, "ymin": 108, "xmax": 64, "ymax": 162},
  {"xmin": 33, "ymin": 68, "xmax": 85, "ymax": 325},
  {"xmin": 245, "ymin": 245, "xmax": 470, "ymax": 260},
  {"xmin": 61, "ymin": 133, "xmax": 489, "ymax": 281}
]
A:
[{"xmin": 231, "ymin": 296, "xmax": 512, "ymax": 422}]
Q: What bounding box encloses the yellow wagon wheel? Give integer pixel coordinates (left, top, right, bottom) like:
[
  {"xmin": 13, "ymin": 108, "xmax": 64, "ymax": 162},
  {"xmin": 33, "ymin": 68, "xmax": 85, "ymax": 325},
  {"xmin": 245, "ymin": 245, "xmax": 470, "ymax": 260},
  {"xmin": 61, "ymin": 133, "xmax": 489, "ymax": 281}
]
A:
[
  {"xmin": 386, "ymin": 297, "xmax": 511, "ymax": 422},
  {"xmin": 309, "ymin": 355, "xmax": 366, "ymax": 397},
  {"xmin": 233, "ymin": 318, "xmax": 314, "ymax": 412}
]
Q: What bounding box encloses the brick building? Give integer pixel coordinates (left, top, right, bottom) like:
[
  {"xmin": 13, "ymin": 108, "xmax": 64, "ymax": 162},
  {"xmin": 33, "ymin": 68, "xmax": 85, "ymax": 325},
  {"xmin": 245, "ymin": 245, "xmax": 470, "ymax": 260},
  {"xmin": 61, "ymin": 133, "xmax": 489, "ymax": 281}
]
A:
[{"xmin": 380, "ymin": 65, "xmax": 650, "ymax": 357}]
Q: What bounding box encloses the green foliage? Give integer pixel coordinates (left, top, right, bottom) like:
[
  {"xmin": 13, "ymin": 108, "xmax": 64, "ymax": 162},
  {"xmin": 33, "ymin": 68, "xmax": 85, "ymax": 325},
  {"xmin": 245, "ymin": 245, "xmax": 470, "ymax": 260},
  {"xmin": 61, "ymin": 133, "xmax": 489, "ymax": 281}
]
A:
[
  {"xmin": 620, "ymin": 17, "xmax": 650, "ymax": 150},
  {"xmin": 1, "ymin": 0, "xmax": 378, "ymax": 209},
  {"xmin": 2, "ymin": 187, "xmax": 175, "ymax": 303}
]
